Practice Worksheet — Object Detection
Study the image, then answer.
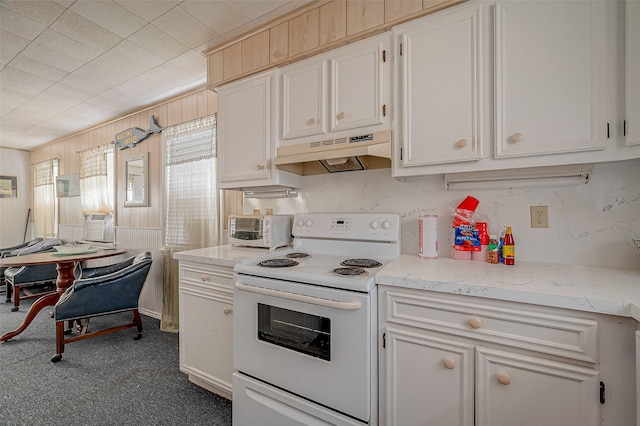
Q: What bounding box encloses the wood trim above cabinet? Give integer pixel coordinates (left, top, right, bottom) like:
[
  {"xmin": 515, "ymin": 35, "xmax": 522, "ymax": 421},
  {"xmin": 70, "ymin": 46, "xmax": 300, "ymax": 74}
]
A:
[{"xmin": 207, "ymin": 0, "xmax": 467, "ymax": 89}]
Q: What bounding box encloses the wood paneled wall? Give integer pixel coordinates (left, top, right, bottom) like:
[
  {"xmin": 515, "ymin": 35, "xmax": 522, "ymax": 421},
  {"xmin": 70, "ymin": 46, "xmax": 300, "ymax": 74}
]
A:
[{"xmin": 30, "ymin": 89, "xmax": 220, "ymax": 230}]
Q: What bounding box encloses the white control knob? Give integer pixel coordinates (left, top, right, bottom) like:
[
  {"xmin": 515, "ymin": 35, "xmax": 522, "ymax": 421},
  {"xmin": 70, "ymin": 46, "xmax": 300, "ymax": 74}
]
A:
[
  {"xmin": 297, "ymin": 219, "xmax": 305, "ymax": 226},
  {"xmin": 370, "ymin": 221, "xmax": 380, "ymax": 229},
  {"xmin": 382, "ymin": 221, "xmax": 392, "ymax": 230},
  {"xmin": 305, "ymin": 219, "xmax": 313, "ymax": 227},
  {"xmin": 264, "ymin": 219, "xmax": 270, "ymax": 226}
]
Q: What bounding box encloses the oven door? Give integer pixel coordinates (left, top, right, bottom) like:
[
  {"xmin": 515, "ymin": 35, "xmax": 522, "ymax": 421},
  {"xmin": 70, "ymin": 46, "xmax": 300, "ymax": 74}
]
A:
[{"xmin": 234, "ymin": 274, "xmax": 376, "ymax": 423}]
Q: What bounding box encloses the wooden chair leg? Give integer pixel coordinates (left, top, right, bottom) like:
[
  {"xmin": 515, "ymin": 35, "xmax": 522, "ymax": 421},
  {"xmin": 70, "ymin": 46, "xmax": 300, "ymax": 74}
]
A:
[
  {"xmin": 52, "ymin": 321, "xmax": 65, "ymax": 363},
  {"xmin": 11, "ymin": 284, "xmax": 19, "ymax": 311},
  {"xmin": 133, "ymin": 309, "xmax": 142, "ymax": 339}
]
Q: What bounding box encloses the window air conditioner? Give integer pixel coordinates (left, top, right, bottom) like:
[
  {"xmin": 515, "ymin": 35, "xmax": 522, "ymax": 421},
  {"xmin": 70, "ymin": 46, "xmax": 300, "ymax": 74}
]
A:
[{"xmin": 84, "ymin": 214, "xmax": 114, "ymax": 242}]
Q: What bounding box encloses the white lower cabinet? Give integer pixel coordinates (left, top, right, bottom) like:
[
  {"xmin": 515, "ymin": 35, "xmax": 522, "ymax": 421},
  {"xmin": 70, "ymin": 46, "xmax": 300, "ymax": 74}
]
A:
[
  {"xmin": 475, "ymin": 347, "xmax": 598, "ymax": 426},
  {"xmin": 378, "ymin": 286, "xmax": 616, "ymax": 426},
  {"xmin": 178, "ymin": 261, "xmax": 234, "ymax": 399}
]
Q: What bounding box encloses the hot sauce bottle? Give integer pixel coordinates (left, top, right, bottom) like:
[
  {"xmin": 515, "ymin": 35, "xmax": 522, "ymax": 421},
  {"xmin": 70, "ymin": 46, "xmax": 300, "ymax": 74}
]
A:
[{"xmin": 503, "ymin": 226, "xmax": 515, "ymax": 265}]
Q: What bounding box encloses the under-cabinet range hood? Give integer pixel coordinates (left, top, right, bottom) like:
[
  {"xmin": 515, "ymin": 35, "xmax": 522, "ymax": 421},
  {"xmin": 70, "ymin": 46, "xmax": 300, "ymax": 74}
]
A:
[{"xmin": 274, "ymin": 130, "xmax": 391, "ymax": 175}]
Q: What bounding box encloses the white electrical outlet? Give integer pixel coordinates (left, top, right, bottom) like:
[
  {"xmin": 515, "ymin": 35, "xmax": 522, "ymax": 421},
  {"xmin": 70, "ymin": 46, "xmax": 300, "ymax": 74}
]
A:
[{"xmin": 530, "ymin": 206, "xmax": 549, "ymax": 228}]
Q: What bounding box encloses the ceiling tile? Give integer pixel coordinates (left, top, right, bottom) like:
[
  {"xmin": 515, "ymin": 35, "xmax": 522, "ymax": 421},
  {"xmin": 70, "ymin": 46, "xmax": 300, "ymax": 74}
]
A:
[
  {"xmin": 0, "ymin": 66, "xmax": 55, "ymax": 97},
  {"xmin": 0, "ymin": 5, "xmax": 47, "ymax": 39},
  {"xmin": 0, "ymin": 30, "xmax": 30, "ymax": 66},
  {"xmin": 51, "ymin": 9, "xmax": 122, "ymax": 52},
  {"xmin": 2, "ymin": 0, "xmax": 66, "ymax": 26},
  {"xmin": 221, "ymin": 20, "xmax": 257, "ymax": 41},
  {"xmin": 70, "ymin": 0, "xmax": 147, "ymax": 38},
  {"xmin": 16, "ymin": 95, "xmax": 71, "ymax": 121},
  {"xmin": 232, "ymin": 0, "xmax": 289, "ymax": 21},
  {"xmin": 170, "ymin": 50, "xmax": 207, "ymax": 77},
  {"xmin": 128, "ymin": 24, "xmax": 189, "ymax": 61},
  {"xmin": 93, "ymin": 40, "xmax": 165, "ymax": 80},
  {"xmin": 9, "ymin": 55, "xmax": 69, "ymax": 82},
  {"xmin": 115, "ymin": 0, "xmax": 178, "ymax": 22},
  {"xmin": 46, "ymin": 81, "xmax": 97, "ymax": 105},
  {"xmin": 180, "ymin": 0, "xmax": 249, "ymax": 36},
  {"xmin": 253, "ymin": 2, "xmax": 296, "ymax": 26},
  {"xmin": 152, "ymin": 5, "xmax": 218, "ymax": 49},
  {"xmin": 23, "ymin": 29, "xmax": 103, "ymax": 72}
]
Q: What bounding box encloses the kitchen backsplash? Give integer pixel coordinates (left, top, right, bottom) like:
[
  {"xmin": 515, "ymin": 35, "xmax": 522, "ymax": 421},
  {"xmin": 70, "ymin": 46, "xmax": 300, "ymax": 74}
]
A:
[{"xmin": 244, "ymin": 160, "xmax": 640, "ymax": 270}]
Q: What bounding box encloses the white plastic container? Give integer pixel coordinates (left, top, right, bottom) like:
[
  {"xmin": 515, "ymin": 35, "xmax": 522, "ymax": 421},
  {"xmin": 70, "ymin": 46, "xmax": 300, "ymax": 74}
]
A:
[{"xmin": 418, "ymin": 215, "xmax": 438, "ymax": 259}]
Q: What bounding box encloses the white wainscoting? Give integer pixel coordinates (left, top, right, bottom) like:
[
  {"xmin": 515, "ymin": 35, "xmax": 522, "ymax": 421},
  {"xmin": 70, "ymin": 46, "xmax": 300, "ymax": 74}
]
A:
[
  {"xmin": 115, "ymin": 227, "xmax": 163, "ymax": 319},
  {"xmin": 58, "ymin": 225, "xmax": 164, "ymax": 319}
]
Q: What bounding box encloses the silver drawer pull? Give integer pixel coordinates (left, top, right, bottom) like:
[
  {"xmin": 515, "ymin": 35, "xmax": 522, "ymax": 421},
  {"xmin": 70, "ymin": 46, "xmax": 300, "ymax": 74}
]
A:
[{"xmin": 235, "ymin": 281, "xmax": 361, "ymax": 310}]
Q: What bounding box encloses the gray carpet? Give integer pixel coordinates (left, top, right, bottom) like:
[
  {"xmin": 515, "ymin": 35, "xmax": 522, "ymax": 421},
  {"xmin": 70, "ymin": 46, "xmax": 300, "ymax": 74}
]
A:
[{"xmin": 0, "ymin": 297, "xmax": 232, "ymax": 426}]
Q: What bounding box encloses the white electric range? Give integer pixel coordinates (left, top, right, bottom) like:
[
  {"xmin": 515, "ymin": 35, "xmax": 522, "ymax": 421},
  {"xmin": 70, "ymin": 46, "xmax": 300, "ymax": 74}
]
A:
[{"xmin": 233, "ymin": 213, "xmax": 401, "ymax": 426}]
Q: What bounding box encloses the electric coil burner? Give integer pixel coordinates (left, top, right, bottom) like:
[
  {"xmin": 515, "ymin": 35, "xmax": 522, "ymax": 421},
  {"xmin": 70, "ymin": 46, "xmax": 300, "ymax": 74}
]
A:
[
  {"xmin": 233, "ymin": 213, "xmax": 401, "ymax": 426},
  {"xmin": 331, "ymin": 266, "xmax": 368, "ymax": 277},
  {"xmin": 285, "ymin": 252, "xmax": 311, "ymax": 259},
  {"xmin": 340, "ymin": 258, "xmax": 383, "ymax": 268},
  {"xmin": 257, "ymin": 258, "xmax": 299, "ymax": 268}
]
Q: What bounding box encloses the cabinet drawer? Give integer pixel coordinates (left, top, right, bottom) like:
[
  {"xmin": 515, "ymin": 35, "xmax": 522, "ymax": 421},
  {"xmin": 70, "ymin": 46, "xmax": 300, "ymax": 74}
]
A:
[
  {"xmin": 180, "ymin": 262, "xmax": 234, "ymax": 292},
  {"xmin": 381, "ymin": 287, "xmax": 598, "ymax": 363}
]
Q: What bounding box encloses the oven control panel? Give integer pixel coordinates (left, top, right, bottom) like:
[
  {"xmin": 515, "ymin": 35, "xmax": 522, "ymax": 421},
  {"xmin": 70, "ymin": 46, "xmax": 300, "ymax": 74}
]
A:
[
  {"xmin": 330, "ymin": 218, "xmax": 351, "ymax": 230},
  {"xmin": 293, "ymin": 213, "xmax": 400, "ymax": 242}
]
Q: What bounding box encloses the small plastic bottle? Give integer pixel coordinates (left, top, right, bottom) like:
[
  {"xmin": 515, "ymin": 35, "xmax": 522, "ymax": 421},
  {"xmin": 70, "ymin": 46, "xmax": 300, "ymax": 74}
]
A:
[
  {"xmin": 503, "ymin": 226, "xmax": 515, "ymax": 265},
  {"xmin": 487, "ymin": 235, "xmax": 499, "ymax": 264}
]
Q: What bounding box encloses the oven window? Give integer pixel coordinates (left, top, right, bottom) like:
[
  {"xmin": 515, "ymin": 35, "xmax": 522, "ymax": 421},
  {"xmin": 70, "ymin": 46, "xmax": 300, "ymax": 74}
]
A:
[
  {"xmin": 258, "ymin": 304, "xmax": 331, "ymax": 361},
  {"xmin": 231, "ymin": 218, "xmax": 263, "ymax": 241}
]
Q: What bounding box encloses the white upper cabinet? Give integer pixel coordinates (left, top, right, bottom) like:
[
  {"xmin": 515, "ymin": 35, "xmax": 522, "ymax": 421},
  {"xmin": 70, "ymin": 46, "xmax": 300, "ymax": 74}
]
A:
[
  {"xmin": 494, "ymin": 0, "xmax": 607, "ymax": 158},
  {"xmin": 281, "ymin": 60, "xmax": 325, "ymax": 140},
  {"xmin": 280, "ymin": 33, "xmax": 391, "ymax": 146},
  {"xmin": 393, "ymin": 1, "xmax": 483, "ymax": 176},
  {"xmin": 626, "ymin": 0, "xmax": 640, "ymax": 146},
  {"xmin": 329, "ymin": 36, "xmax": 389, "ymax": 132},
  {"xmin": 217, "ymin": 70, "xmax": 300, "ymax": 190}
]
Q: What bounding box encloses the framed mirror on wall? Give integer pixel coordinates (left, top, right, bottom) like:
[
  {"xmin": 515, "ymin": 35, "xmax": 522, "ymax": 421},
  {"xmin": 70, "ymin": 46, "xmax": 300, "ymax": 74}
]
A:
[{"xmin": 124, "ymin": 153, "xmax": 148, "ymax": 207}]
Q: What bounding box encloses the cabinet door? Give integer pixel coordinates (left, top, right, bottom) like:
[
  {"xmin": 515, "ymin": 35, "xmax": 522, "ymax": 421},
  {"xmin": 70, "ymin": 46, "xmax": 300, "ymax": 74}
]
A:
[
  {"xmin": 476, "ymin": 347, "xmax": 599, "ymax": 426},
  {"xmin": 381, "ymin": 327, "xmax": 474, "ymax": 426},
  {"xmin": 281, "ymin": 60, "xmax": 325, "ymax": 140},
  {"xmin": 329, "ymin": 34, "xmax": 390, "ymax": 133},
  {"xmin": 626, "ymin": 0, "xmax": 640, "ymax": 147},
  {"xmin": 394, "ymin": 2, "xmax": 483, "ymax": 170},
  {"xmin": 218, "ymin": 73, "xmax": 272, "ymax": 183},
  {"xmin": 495, "ymin": 1, "xmax": 606, "ymax": 158}
]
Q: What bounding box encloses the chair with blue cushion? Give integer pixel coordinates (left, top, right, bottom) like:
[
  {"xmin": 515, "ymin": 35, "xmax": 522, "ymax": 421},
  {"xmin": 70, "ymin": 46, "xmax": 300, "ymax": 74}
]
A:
[
  {"xmin": 4, "ymin": 262, "xmax": 58, "ymax": 311},
  {"xmin": 51, "ymin": 252, "xmax": 152, "ymax": 363},
  {"xmin": 1, "ymin": 238, "xmax": 43, "ymax": 302}
]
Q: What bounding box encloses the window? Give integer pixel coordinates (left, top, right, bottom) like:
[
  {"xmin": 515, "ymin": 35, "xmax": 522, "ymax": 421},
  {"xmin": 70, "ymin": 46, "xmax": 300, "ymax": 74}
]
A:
[
  {"xmin": 161, "ymin": 114, "xmax": 219, "ymax": 332},
  {"xmin": 33, "ymin": 159, "xmax": 58, "ymax": 238},
  {"xmin": 78, "ymin": 144, "xmax": 115, "ymax": 216},
  {"xmin": 163, "ymin": 115, "xmax": 219, "ymax": 250}
]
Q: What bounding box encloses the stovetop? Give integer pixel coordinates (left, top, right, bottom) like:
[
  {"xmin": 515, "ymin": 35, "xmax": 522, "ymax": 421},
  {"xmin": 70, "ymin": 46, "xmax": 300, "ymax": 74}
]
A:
[{"xmin": 234, "ymin": 213, "xmax": 401, "ymax": 292}]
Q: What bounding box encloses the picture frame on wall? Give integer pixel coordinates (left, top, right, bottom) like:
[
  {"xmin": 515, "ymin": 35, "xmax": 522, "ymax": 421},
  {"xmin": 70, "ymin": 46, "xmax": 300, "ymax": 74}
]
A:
[{"xmin": 0, "ymin": 176, "xmax": 17, "ymax": 198}]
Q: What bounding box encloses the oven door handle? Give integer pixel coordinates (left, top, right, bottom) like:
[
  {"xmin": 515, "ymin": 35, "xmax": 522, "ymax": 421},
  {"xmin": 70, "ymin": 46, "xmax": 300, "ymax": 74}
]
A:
[{"xmin": 235, "ymin": 281, "xmax": 362, "ymax": 310}]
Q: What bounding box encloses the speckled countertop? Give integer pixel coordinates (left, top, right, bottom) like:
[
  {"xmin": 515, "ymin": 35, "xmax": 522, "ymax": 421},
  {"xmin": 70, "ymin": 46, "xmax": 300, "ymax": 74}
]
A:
[
  {"xmin": 375, "ymin": 255, "xmax": 640, "ymax": 320},
  {"xmin": 172, "ymin": 244, "xmax": 287, "ymax": 268}
]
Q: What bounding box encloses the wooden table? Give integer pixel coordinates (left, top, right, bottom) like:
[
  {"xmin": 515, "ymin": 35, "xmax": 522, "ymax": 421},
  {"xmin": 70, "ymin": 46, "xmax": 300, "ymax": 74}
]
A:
[{"xmin": 0, "ymin": 248, "xmax": 126, "ymax": 342}]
